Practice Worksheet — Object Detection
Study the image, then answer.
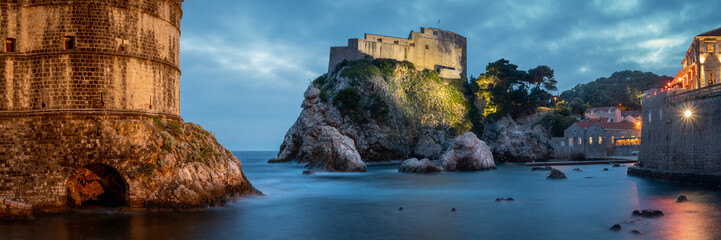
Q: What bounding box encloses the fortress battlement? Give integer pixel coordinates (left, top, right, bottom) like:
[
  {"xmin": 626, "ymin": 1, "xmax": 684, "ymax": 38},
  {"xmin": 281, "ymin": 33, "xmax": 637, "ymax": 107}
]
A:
[{"xmin": 329, "ymin": 27, "xmax": 467, "ymax": 79}]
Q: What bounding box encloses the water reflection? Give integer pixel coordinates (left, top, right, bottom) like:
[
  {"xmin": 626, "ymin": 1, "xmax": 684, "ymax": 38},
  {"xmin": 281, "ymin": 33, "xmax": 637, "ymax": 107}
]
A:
[{"xmin": 1, "ymin": 153, "xmax": 721, "ymax": 240}]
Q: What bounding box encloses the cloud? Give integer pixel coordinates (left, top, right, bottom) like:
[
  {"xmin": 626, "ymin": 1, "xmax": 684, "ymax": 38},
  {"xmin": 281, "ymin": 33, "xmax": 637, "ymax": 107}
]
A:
[{"xmin": 593, "ymin": 0, "xmax": 641, "ymax": 14}]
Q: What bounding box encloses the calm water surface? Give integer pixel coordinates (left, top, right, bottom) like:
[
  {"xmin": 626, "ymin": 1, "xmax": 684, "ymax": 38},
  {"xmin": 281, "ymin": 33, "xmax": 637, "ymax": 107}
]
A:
[{"xmin": 2, "ymin": 151, "xmax": 721, "ymax": 240}]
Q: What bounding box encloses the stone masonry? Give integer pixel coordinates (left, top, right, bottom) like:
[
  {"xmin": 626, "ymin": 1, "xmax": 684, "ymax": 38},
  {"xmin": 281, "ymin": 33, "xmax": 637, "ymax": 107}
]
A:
[
  {"xmin": 328, "ymin": 27, "xmax": 467, "ymax": 79},
  {"xmin": 630, "ymin": 87, "xmax": 721, "ymax": 185},
  {"xmin": 0, "ymin": 0, "xmax": 258, "ymax": 217}
]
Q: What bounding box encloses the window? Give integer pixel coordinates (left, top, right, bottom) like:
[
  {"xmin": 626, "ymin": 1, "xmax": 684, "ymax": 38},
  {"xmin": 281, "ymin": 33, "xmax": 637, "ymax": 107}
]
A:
[
  {"xmin": 659, "ymin": 110, "xmax": 663, "ymax": 120},
  {"xmin": 599, "ymin": 110, "xmax": 604, "ymax": 114},
  {"xmin": 63, "ymin": 36, "xmax": 75, "ymax": 50},
  {"xmin": 589, "ymin": 137, "xmax": 593, "ymax": 144},
  {"xmin": 425, "ymin": 45, "xmax": 429, "ymax": 50},
  {"xmin": 710, "ymin": 72, "xmax": 717, "ymax": 85},
  {"xmin": 708, "ymin": 43, "xmax": 715, "ymax": 53},
  {"xmin": 611, "ymin": 136, "xmax": 615, "ymax": 143},
  {"xmin": 568, "ymin": 138, "xmax": 573, "ymax": 146},
  {"xmin": 598, "ymin": 137, "xmax": 602, "ymax": 144},
  {"xmin": 648, "ymin": 112, "xmax": 652, "ymax": 123},
  {"xmin": 394, "ymin": 40, "xmax": 399, "ymax": 44},
  {"xmin": 578, "ymin": 138, "xmax": 582, "ymax": 145},
  {"xmin": 573, "ymin": 129, "xmax": 576, "ymax": 133},
  {"xmin": 561, "ymin": 142, "xmax": 565, "ymax": 147},
  {"xmin": 5, "ymin": 38, "xmax": 15, "ymax": 52},
  {"xmin": 377, "ymin": 38, "xmax": 382, "ymax": 43}
]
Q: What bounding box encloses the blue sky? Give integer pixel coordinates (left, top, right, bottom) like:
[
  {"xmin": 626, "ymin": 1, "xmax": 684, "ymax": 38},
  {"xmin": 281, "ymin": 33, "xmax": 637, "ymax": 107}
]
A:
[{"xmin": 178, "ymin": 0, "xmax": 721, "ymax": 151}]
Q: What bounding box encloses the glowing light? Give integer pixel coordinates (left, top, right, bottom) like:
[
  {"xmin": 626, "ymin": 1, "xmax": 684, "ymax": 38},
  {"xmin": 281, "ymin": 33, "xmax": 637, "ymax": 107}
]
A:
[
  {"xmin": 684, "ymin": 110, "xmax": 693, "ymax": 118},
  {"xmin": 700, "ymin": 56, "xmax": 706, "ymax": 63}
]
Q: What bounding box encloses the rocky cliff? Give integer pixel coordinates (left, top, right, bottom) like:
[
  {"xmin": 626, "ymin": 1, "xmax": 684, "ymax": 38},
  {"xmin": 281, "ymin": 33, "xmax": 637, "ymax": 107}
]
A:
[
  {"xmin": 270, "ymin": 59, "xmax": 495, "ymax": 172},
  {"xmin": 481, "ymin": 113, "xmax": 555, "ymax": 162},
  {"xmin": 63, "ymin": 117, "xmax": 260, "ymax": 211}
]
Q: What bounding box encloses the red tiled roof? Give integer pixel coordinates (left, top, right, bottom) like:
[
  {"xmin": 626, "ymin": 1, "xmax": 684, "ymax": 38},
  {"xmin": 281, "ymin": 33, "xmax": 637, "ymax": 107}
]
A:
[
  {"xmin": 582, "ymin": 118, "xmax": 609, "ymax": 123},
  {"xmin": 698, "ymin": 27, "xmax": 721, "ymax": 36},
  {"xmin": 594, "ymin": 121, "xmax": 637, "ymax": 130},
  {"xmin": 585, "ymin": 107, "xmax": 618, "ymax": 114}
]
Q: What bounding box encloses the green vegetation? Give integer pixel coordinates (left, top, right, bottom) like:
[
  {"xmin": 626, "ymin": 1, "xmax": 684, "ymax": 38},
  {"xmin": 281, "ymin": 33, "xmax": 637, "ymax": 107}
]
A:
[
  {"xmin": 139, "ymin": 162, "xmax": 157, "ymax": 176},
  {"xmin": 323, "ymin": 58, "xmax": 472, "ymax": 135},
  {"xmin": 471, "ymin": 58, "xmax": 558, "ymax": 119},
  {"xmin": 167, "ymin": 120, "xmax": 184, "ymax": 136},
  {"xmin": 160, "ymin": 131, "xmax": 175, "ymax": 152},
  {"xmin": 560, "ymin": 70, "xmax": 671, "ymax": 112}
]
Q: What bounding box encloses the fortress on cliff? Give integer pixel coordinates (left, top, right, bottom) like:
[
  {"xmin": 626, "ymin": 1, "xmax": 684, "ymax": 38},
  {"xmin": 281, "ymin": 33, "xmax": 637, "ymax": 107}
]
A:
[
  {"xmin": 0, "ymin": 0, "xmax": 256, "ymax": 217},
  {"xmin": 328, "ymin": 27, "xmax": 467, "ymax": 79}
]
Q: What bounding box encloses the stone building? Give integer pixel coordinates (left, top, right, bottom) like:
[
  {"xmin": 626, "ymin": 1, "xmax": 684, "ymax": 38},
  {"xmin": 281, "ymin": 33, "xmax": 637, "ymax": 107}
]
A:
[
  {"xmin": 669, "ymin": 27, "xmax": 721, "ymax": 90},
  {"xmin": 561, "ymin": 119, "xmax": 640, "ymax": 157},
  {"xmin": 328, "ymin": 27, "xmax": 467, "ymax": 79},
  {"xmin": 584, "ymin": 107, "xmax": 622, "ymax": 122},
  {"xmin": 0, "ymin": 0, "xmax": 256, "ymax": 217},
  {"xmin": 630, "ymin": 27, "xmax": 721, "ymax": 185}
]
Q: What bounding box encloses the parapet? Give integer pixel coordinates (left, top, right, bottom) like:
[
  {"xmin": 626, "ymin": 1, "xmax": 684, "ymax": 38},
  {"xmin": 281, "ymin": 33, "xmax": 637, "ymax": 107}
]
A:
[{"xmin": 329, "ymin": 27, "xmax": 467, "ymax": 79}]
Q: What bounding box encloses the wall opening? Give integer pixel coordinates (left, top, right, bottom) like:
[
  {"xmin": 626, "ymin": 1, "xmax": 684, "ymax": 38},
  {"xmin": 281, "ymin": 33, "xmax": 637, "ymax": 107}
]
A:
[
  {"xmin": 67, "ymin": 163, "xmax": 128, "ymax": 208},
  {"xmin": 5, "ymin": 38, "xmax": 16, "ymax": 52},
  {"xmin": 63, "ymin": 36, "xmax": 75, "ymax": 50}
]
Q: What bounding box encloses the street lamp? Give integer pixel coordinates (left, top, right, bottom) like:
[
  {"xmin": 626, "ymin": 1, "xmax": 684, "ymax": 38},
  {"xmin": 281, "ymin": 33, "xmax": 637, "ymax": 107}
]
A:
[{"xmin": 684, "ymin": 109, "xmax": 693, "ymax": 118}]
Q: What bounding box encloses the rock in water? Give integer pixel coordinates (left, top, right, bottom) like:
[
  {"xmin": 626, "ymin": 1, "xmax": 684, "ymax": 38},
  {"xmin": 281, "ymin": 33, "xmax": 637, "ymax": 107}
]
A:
[
  {"xmin": 398, "ymin": 158, "xmax": 442, "ymax": 173},
  {"xmin": 547, "ymin": 168, "xmax": 567, "ymax": 179},
  {"xmin": 631, "ymin": 229, "xmax": 644, "ymax": 234},
  {"xmin": 609, "ymin": 224, "xmax": 622, "ymax": 231},
  {"xmin": 306, "ymin": 126, "xmax": 367, "ymax": 172},
  {"xmin": 677, "ymin": 195, "xmax": 688, "ymax": 202},
  {"xmin": 439, "ymin": 132, "xmax": 496, "ymax": 171},
  {"xmin": 612, "ymin": 163, "xmax": 621, "ymax": 167},
  {"xmin": 632, "ymin": 209, "xmax": 664, "ymax": 217}
]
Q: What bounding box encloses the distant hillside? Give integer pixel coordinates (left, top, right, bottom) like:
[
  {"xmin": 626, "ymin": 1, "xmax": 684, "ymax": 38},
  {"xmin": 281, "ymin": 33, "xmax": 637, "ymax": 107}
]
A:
[{"xmin": 559, "ymin": 70, "xmax": 672, "ymax": 113}]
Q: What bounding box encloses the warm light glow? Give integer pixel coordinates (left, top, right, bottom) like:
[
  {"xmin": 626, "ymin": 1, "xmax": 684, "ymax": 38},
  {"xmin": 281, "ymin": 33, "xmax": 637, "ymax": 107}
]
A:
[
  {"xmin": 700, "ymin": 56, "xmax": 706, "ymax": 63},
  {"xmin": 684, "ymin": 110, "xmax": 693, "ymax": 118}
]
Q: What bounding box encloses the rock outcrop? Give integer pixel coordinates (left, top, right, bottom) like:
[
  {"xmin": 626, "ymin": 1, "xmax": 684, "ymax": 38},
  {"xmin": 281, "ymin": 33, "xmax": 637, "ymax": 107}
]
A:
[
  {"xmin": 547, "ymin": 168, "xmax": 567, "ymax": 179},
  {"xmin": 439, "ymin": 132, "xmax": 496, "ymax": 171},
  {"xmin": 482, "ymin": 115, "xmax": 554, "ymax": 162},
  {"xmin": 270, "ymin": 59, "xmax": 486, "ymax": 172},
  {"xmin": 398, "ymin": 158, "xmax": 442, "ymax": 173}
]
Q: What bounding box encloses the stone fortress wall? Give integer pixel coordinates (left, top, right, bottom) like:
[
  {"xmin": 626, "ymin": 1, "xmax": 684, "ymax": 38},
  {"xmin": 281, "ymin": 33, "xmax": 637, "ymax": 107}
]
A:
[
  {"xmin": 630, "ymin": 88, "xmax": 721, "ymax": 184},
  {"xmin": 0, "ymin": 0, "xmax": 188, "ymax": 214},
  {"xmin": 0, "ymin": 0, "xmax": 183, "ymax": 116},
  {"xmin": 328, "ymin": 27, "xmax": 467, "ymax": 79}
]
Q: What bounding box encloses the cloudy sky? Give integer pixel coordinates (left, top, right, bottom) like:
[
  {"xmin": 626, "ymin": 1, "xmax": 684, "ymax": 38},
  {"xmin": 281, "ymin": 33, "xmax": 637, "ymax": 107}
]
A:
[{"xmin": 178, "ymin": 0, "xmax": 721, "ymax": 151}]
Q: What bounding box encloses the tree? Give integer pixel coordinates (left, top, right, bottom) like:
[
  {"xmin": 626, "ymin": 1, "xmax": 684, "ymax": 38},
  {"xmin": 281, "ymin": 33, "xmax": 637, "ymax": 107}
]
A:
[
  {"xmin": 474, "ymin": 59, "xmax": 558, "ymax": 119},
  {"xmin": 559, "ymin": 70, "xmax": 671, "ymax": 110}
]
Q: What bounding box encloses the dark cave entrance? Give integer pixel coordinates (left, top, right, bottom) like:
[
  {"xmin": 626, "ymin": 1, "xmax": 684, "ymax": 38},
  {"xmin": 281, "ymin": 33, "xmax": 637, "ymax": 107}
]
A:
[{"xmin": 67, "ymin": 163, "xmax": 128, "ymax": 208}]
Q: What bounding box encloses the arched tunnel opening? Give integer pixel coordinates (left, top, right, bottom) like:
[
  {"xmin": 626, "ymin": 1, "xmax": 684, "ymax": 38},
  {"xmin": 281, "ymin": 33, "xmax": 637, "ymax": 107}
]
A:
[{"xmin": 67, "ymin": 163, "xmax": 128, "ymax": 208}]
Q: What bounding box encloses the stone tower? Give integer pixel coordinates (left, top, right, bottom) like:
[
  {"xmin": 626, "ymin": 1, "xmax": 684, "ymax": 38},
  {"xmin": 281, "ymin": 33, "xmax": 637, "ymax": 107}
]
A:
[
  {"xmin": 1, "ymin": 0, "xmax": 182, "ymax": 115},
  {"xmin": 0, "ymin": 0, "xmax": 257, "ymax": 217}
]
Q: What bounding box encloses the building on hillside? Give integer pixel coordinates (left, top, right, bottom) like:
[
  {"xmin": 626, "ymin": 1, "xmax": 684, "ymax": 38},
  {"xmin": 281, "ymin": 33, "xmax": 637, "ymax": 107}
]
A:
[
  {"xmin": 668, "ymin": 27, "xmax": 721, "ymax": 90},
  {"xmin": 584, "ymin": 107, "xmax": 622, "ymax": 122},
  {"xmin": 631, "ymin": 27, "xmax": 721, "ymax": 185},
  {"xmin": 560, "ymin": 120, "xmax": 640, "ymax": 157},
  {"xmin": 328, "ymin": 27, "xmax": 467, "ymax": 79},
  {"xmin": 622, "ymin": 110, "xmax": 642, "ymax": 124}
]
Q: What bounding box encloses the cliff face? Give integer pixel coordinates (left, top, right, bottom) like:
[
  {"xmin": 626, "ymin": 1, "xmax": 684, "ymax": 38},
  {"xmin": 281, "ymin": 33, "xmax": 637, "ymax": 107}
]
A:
[
  {"xmin": 270, "ymin": 59, "xmax": 492, "ymax": 171},
  {"xmin": 481, "ymin": 114, "xmax": 554, "ymax": 162}
]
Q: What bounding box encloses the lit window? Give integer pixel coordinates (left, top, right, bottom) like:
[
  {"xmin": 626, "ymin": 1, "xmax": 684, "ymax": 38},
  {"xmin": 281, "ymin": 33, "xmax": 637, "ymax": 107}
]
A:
[
  {"xmin": 578, "ymin": 138, "xmax": 582, "ymax": 145},
  {"xmin": 599, "ymin": 137, "xmax": 602, "ymax": 144},
  {"xmin": 5, "ymin": 38, "xmax": 15, "ymax": 52},
  {"xmin": 589, "ymin": 137, "xmax": 593, "ymax": 144},
  {"xmin": 63, "ymin": 36, "xmax": 75, "ymax": 50},
  {"xmin": 710, "ymin": 72, "xmax": 717, "ymax": 85},
  {"xmin": 568, "ymin": 138, "xmax": 573, "ymax": 146},
  {"xmin": 708, "ymin": 43, "xmax": 715, "ymax": 53}
]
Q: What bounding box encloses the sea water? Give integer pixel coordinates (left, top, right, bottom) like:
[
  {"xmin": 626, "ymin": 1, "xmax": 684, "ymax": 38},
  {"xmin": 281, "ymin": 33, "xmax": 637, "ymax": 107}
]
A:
[{"xmin": 2, "ymin": 151, "xmax": 721, "ymax": 240}]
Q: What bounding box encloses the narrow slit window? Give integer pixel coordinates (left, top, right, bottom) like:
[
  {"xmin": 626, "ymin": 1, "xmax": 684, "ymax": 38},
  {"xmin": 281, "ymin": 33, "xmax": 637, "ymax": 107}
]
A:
[
  {"xmin": 5, "ymin": 38, "xmax": 16, "ymax": 52},
  {"xmin": 425, "ymin": 45, "xmax": 429, "ymax": 49},
  {"xmin": 377, "ymin": 38, "xmax": 382, "ymax": 43},
  {"xmin": 63, "ymin": 36, "xmax": 75, "ymax": 50}
]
